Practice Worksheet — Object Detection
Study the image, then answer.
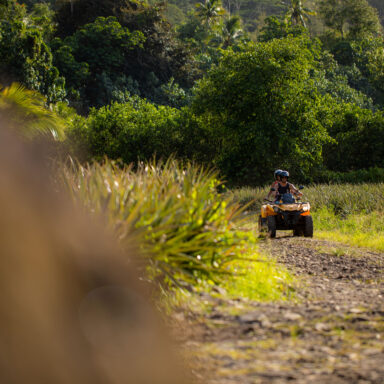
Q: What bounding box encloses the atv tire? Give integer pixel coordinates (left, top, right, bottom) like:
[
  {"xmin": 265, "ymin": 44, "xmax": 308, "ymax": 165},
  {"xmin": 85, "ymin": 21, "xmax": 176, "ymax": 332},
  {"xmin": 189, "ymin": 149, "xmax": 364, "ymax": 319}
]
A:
[
  {"xmin": 258, "ymin": 215, "xmax": 267, "ymax": 231},
  {"xmin": 267, "ymin": 216, "xmax": 277, "ymax": 238},
  {"xmin": 293, "ymin": 227, "xmax": 304, "ymax": 237},
  {"xmin": 303, "ymin": 215, "xmax": 313, "ymax": 238}
]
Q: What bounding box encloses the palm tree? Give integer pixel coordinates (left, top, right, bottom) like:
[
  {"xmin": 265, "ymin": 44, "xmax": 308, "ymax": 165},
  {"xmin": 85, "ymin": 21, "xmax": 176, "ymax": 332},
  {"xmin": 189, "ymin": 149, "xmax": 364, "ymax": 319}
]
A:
[
  {"xmin": 0, "ymin": 83, "xmax": 64, "ymax": 140},
  {"xmin": 283, "ymin": 0, "xmax": 316, "ymax": 28},
  {"xmin": 195, "ymin": 0, "xmax": 226, "ymax": 27},
  {"xmin": 221, "ymin": 15, "xmax": 244, "ymax": 48}
]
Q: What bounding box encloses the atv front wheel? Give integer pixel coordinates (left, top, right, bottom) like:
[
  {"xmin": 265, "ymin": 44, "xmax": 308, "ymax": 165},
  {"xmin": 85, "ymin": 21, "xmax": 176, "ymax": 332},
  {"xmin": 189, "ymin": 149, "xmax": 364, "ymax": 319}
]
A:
[
  {"xmin": 267, "ymin": 216, "xmax": 277, "ymax": 238},
  {"xmin": 258, "ymin": 215, "xmax": 267, "ymax": 234},
  {"xmin": 303, "ymin": 215, "xmax": 313, "ymax": 238},
  {"xmin": 293, "ymin": 227, "xmax": 304, "ymax": 237}
]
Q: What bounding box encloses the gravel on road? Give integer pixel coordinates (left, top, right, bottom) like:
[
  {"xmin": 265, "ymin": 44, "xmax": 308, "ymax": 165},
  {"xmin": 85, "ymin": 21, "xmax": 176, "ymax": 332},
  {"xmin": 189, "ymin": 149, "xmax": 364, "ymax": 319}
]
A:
[{"xmin": 175, "ymin": 236, "xmax": 384, "ymax": 384}]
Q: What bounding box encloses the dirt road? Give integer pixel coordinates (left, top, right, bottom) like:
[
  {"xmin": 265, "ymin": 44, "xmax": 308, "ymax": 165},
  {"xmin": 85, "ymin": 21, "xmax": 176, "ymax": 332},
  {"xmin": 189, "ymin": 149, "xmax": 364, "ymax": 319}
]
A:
[{"xmin": 177, "ymin": 237, "xmax": 384, "ymax": 383}]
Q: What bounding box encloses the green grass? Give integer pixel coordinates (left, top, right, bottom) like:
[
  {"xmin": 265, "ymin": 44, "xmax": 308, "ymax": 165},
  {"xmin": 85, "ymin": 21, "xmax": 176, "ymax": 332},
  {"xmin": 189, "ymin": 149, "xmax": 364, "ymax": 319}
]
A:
[
  {"xmin": 314, "ymin": 207, "xmax": 384, "ymax": 252},
  {"xmin": 162, "ymin": 250, "xmax": 293, "ymax": 315},
  {"xmin": 222, "ymin": 250, "xmax": 294, "ymax": 301}
]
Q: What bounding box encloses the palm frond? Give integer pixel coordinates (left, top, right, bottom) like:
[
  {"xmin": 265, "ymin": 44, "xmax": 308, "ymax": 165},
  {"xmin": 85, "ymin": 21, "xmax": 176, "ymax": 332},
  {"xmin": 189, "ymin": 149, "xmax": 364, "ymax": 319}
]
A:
[{"xmin": 0, "ymin": 83, "xmax": 65, "ymax": 140}]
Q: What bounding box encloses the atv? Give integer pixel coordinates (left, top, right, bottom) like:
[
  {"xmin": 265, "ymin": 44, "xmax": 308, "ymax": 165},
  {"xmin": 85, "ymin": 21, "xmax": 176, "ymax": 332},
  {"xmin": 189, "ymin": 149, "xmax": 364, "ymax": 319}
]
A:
[{"xmin": 258, "ymin": 189, "xmax": 313, "ymax": 238}]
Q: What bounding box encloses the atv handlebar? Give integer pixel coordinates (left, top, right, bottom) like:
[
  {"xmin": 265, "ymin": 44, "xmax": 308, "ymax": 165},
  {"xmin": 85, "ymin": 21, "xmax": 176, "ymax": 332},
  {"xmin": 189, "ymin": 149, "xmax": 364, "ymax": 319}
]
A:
[{"xmin": 264, "ymin": 198, "xmax": 308, "ymax": 205}]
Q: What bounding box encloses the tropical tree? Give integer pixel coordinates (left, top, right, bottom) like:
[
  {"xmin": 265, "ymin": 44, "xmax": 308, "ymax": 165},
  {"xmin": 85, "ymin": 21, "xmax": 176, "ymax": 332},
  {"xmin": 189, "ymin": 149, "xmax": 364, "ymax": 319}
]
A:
[
  {"xmin": 27, "ymin": 2, "xmax": 57, "ymax": 40},
  {"xmin": 258, "ymin": 15, "xmax": 307, "ymax": 42},
  {"xmin": 319, "ymin": 0, "xmax": 382, "ymax": 39},
  {"xmin": 323, "ymin": 103, "xmax": 384, "ymax": 171},
  {"xmin": 368, "ymin": 0, "xmax": 384, "ymax": 26},
  {"xmin": 0, "ymin": 16, "xmax": 66, "ymax": 103},
  {"xmin": 54, "ymin": 0, "xmax": 197, "ymax": 108},
  {"xmin": 220, "ymin": 15, "xmax": 244, "ymax": 48},
  {"xmin": 192, "ymin": 36, "xmax": 333, "ymax": 185},
  {"xmin": 0, "ymin": 0, "xmax": 26, "ymax": 21},
  {"xmin": 195, "ymin": 0, "xmax": 226, "ymax": 27},
  {"xmin": 283, "ymin": 0, "xmax": 316, "ymax": 28},
  {"xmin": 51, "ymin": 16, "xmax": 145, "ymax": 108},
  {"xmin": 177, "ymin": 12, "xmax": 211, "ymax": 49}
]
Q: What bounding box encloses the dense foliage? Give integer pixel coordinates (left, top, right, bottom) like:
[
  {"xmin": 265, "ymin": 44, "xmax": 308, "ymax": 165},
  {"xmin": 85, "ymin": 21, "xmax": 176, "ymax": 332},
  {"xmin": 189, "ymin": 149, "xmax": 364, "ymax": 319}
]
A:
[
  {"xmin": 319, "ymin": 0, "xmax": 382, "ymax": 39},
  {"xmin": 52, "ymin": 16, "xmax": 145, "ymax": 109},
  {"xmin": 0, "ymin": 0, "xmax": 65, "ymax": 103},
  {"xmin": 66, "ymin": 97, "xmax": 214, "ymax": 164},
  {"xmin": 53, "ymin": 0, "xmax": 196, "ymax": 109},
  {"xmin": 192, "ymin": 35, "xmax": 332, "ymax": 185}
]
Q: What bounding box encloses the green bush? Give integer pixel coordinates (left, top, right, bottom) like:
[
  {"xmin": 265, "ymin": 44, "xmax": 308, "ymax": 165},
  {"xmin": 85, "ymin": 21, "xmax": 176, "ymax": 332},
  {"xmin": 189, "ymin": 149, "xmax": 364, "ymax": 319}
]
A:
[
  {"xmin": 66, "ymin": 97, "xmax": 215, "ymax": 165},
  {"xmin": 324, "ymin": 104, "xmax": 384, "ymax": 172}
]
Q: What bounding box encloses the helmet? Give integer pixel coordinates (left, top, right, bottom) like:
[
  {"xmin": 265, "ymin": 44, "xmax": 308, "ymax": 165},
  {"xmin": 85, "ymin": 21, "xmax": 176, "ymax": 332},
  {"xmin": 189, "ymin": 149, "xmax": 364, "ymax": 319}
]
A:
[
  {"xmin": 280, "ymin": 170, "xmax": 289, "ymax": 178},
  {"xmin": 274, "ymin": 169, "xmax": 283, "ymax": 180}
]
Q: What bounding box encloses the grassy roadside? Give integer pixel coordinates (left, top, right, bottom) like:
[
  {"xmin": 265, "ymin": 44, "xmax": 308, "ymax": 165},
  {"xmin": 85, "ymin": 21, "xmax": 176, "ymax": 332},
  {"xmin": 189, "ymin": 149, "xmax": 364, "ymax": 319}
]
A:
[
  {"xmin": 314, "ymin": 208, "xmax": 384, "ymax": 252},
  {"xmin": 222, "ymin": 252, "xmax": 294, "ymax": 301},
  {"xmin": 163, "ymin": 251, "xmax": 294, "ymax": 319},
  {"xmin": 230, "ymin": 183, "xmax": 384, "ymax": 253}
]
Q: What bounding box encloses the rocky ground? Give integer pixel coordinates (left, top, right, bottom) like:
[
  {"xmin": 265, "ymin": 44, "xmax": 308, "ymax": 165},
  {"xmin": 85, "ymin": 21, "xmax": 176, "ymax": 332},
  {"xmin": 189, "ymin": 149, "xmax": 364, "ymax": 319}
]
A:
[{"xmin": 174, "ymin": 236, "xmax": 384, "ymax": 384}]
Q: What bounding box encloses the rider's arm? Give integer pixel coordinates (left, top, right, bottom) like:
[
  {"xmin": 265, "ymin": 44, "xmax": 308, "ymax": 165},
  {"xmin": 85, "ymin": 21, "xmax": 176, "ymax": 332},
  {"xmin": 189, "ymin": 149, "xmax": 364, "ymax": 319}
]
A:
[
  {"xmin": 290, "ymin": 183, "xmax": 302, "ymax": 197},
  {"xmin": 267, "ymin": 181, "xmax": 277, "ymax": 199}
]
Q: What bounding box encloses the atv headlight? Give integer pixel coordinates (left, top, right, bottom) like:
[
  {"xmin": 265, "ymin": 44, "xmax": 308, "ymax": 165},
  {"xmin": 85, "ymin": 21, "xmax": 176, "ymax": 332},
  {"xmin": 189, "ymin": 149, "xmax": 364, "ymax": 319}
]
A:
[
  {"xmin": 273, "ymin": 206, "xmax": 279, "ymax": 213},
  {"xmin": 302, "ymin": 203, "xmax": 310, "ymax": 212}
]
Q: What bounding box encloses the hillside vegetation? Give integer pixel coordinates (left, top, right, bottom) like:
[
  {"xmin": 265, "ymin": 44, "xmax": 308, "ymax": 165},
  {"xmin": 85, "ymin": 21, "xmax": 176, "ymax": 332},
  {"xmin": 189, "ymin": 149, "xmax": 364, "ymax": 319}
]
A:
[{"xmin": 165, "ymin": 0, "xmax": 384, "ymax": 36}]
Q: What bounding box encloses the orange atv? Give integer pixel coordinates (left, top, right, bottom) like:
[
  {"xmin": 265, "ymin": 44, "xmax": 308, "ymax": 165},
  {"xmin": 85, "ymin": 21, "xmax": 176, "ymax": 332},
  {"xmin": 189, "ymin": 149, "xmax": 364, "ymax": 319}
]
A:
[{"xmin": 258, "ymin": 189, "xmax": 313, "ymax": 238}]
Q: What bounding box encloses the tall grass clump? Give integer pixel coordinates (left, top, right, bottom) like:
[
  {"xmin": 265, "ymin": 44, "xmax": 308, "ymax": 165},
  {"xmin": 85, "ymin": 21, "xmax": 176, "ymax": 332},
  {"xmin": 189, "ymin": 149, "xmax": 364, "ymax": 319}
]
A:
[
  {"xmin": 303, "ymin": 183, "xmax": 384, "ymax": 215},
  {"xmin": 227, "ymin": 186, "xmax": 267, "ymax": 211},
  {"xmin": 316, "ymin": 168, "xmax": 384, "ymax": 184},
  {"xmin": 62, "ymin": 159, "xmax": 253, "ymax": 286}
]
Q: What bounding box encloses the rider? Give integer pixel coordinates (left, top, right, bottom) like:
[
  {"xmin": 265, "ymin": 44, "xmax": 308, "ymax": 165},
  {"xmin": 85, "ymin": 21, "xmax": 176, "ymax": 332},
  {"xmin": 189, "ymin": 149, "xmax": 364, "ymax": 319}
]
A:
[
  {"xmin": 267, "ymin": 169, "xmax": 283, "ymax": 200},
  {"xmin": 274, "ymin": 170, "xmax": 302, "ymax": 202}
]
